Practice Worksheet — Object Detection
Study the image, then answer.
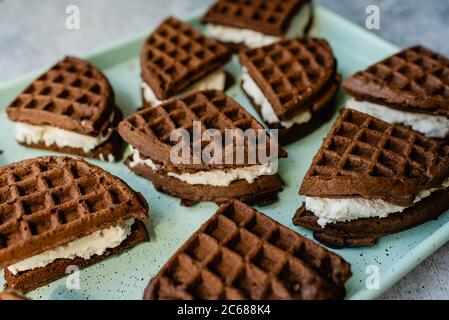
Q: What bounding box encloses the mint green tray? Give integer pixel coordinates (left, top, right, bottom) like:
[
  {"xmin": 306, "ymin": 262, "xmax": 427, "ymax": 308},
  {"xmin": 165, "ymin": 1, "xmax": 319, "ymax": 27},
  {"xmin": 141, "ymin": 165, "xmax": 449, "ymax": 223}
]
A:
[{"xmin": 0, "ymin": 5, "xmax": 447, "ymax": 300}]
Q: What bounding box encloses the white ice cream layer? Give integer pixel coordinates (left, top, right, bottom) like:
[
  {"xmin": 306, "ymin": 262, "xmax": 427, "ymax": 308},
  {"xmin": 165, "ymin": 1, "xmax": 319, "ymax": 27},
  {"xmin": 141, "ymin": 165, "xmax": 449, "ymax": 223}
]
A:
[
  {"xmin": 167, "ymin": 163, "xmax": 275, "ymax": 186},
  {"xmin": 128, "ymin": 147, "xmax": 275, "ymax": 187},
  {"xmin": 347, "ymin": 98, "xmax": 449, "ymax": 138},
  {"xmin": 15, "ymin": 112, "xmax": 115, "ymax": 153},
  {"xmin": 306, "ymin": 178, "xmax": 449, "ymax": 227},
  {"xmin": 128, "ymin": 147, "xmax": 160, "ymax": 171},
  {"xmin": 206, "ymin": 3, "xmax": 312, "ymax": 48},
  {"xmin": 8, "ymin": 219, "xmax": 135, "ymax": 275},
  {"xmin": 99, "ymin": 153, "xmax": 116, "ymax": 163},
  {"xmin": 142, "ymin": 69, "xmax": 226, "ymax": 107},
  {"xmin": 242, "ymin": 70, "xmax": 311, "ymax": 128}
]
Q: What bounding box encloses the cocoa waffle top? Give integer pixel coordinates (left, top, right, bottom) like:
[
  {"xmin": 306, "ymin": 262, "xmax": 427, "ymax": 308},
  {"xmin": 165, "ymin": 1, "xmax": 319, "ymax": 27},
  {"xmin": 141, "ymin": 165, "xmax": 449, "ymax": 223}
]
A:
[
  {"xmin": 300, "ymin": 109, "xmax": 449, "ymax": 207},
  {"xmin": 0, "ymin": 156, "xmax": 149, "ymax": 268},
  {"xmin": 119, "ymin": 90, "xmax": 286, "ymax": 172},
  {"xmin": 239, "ymin": 38, "xmax": 338, "ymax": 121},
  {"xmin": 145, "ymin": 201, "xmax": 351, "ymax": 300},
  {"xmin": 7, "ymin": 57, "xmax": 116, "ymax": 137},
  {"xmin": 343, "ymin": 46, "xmax": 449, "ymax": 118},
  {"xmin": 140, "ymin": 17, "xmax": 231, "ymax": 100},
  {"xmin": 202, "ymin": 0, "xmax": 311, "ymax": 37}
]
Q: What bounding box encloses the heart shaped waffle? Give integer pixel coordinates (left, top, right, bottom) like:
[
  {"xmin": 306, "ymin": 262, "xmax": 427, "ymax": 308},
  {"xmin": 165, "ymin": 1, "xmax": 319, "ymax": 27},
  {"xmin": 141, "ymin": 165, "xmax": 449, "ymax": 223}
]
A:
[
  {"xmin": 140, "ymin": 17, "xmax": 231, "ymax": 101},
  {"xmin": 344, "ymin": 46, "xmax": 449, "ymax": 117},
  {"xmin": 0, "ymin": 156, "xmax": 149, "ymax": 268},
  {"xmin": 300, "ymin": 108, "xmax": 449, "ymax": 206},
  {"xmin": 7, "ymin": 56, "xmax": 116, "ymax": 136},
  {"xmin": 202, "ymin": 0, "xmax": 311, "ymax": 37},
  {"xmin": 145, "ymin": 201, "xmax": 351, "ymax": 300},
  {"xmin": 240, "ymin": 38, "xmax": 338, "ymax": 121},
  {"xmin": 118, "ymin": 90, "xmax": 286, "ymax": 206},
  {"xmin": 294, "ymin": 109, "xmax": 449, "ymax": 247},
  {"xmin": 119, "ymin": 90, "xmax": 285, "ymax": 171}
]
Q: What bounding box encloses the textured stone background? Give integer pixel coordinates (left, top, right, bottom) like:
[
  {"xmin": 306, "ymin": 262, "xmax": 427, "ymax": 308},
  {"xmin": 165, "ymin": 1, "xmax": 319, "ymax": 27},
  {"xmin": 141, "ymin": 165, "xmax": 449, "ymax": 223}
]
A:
[{"xmin": 1, "ymin": 0, "xmax": 448, "ymax": 299}]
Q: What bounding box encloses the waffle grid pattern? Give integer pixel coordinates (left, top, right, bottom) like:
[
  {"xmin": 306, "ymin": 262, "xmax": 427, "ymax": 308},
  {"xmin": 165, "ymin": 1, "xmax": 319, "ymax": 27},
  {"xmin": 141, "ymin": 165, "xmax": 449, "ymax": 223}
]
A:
[
  {"xmin": 7, "ymin": 57, "xmax": 113, "ymax": 135},
  {"xmin": 309, "ymin": 108, "xmax": 443, "ymax": 180},
  {"xmin": 141, "ymin": 17, "xmax": 230, "ymax": 98},
  {"xmin": 203, "ymin": 0, "xmax": 308, "ymax": 36},
  {"xmin": 344, "ymin": 46, "xmax": 449, "ymax": 116},
  {"xmin": 359, "ymin": 46, "xmax": 449, "ymax": 99},
  {"xmin": 0, "ymin": 157, "xmax": 145, "ymax": 264},
  {"xmin": 148, "ymin": 202, "xmax": 350, "ymax": 300},
  {"xmin": 121, "ymin": 90, "xmax": 277, "ymax": 166},
  {"xmin": 240, "ymin": 38, "xmax": 336, "ymax": 119},
  {"xmin": 130, "ymin": 91, "xmax": 260, "ymax": 143}
]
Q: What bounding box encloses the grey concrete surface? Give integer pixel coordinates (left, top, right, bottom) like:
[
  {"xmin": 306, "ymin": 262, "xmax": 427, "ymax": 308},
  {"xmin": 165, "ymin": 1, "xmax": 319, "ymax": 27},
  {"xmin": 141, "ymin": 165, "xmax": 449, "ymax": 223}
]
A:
[{"xmin": 0, "ymin": 0, "xmax": 448, "ymax": 300}]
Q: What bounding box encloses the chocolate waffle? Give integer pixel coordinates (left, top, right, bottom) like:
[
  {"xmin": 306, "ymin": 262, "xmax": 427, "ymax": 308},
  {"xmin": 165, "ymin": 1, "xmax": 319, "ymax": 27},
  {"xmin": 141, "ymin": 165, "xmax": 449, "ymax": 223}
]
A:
[
  {"xmin": 118, "ymin": 90, "xmax": 286, "ymax": 206},
  {"xmin": 300, "ymin": 108, "xmax": 449, "ymax": 204},
  {"xmin": 293, "ymin": 188, "xmax": 449, "ymax": 247},
  {"xmin": 5, "ymin": 221, "xmax": 149, "ymax": 292},
  {"xmin": 294, "ymin": 109, "xmax": 449, "ymax": 247},
  {"xmin": 19, "ymin": 110, "xmax": 124, "ymax": 162},
  {"xmin": 239, "ymin": 38, "xmax": 340, "ymax": 144},
  {"xmin": 140, "ymin": 17, "xmax": 231, "ymax": 102},
  {"xmin": 0, "ymin": 156, "xmax": 149, "ymax": 291},
  {"xmin": 141, "ymin": 71, "xmax": 236, "ymax": 109},
  {"xmin": 202, "ymin": 0, "xmax": 312, "ymax": 37},
  {"xmin": 6, "ymin": 56, "xmax": 123, "ymax": 161},
  {"xmin": 144, "ymin": 201, "xmax": 351, "ymax": 300},
  {"xmin": 344, "ymin": 46, "xmax": 449, "ymax": 117}
]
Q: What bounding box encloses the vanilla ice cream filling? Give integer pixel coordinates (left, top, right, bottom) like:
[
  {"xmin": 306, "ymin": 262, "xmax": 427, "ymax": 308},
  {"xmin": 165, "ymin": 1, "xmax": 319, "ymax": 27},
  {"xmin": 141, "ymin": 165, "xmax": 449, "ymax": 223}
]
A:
[
  {"xmin": 306, "ymin": 178, "xmax": 449, "ymax": 227},
  {"xmin": 99, "ymin": 153, "xmax": 116, "ymax": 163},
  {"xmin": 8, "ymin": 219, "xmax": 135, "ymax": 275},
  {"xmin": 206, "ymin": 3, "xmax": 312, "ymax": 48},
  {"xmin": 347, "ymin": 98, "xmax": 449, "ymax": 138},
  {"xmin": 142, "ymin": 69, "xmax": 226, "ymax": 107},
  {"xmin": 242, "ymin": 69, "xmax": 311, "ymax": 128},
  {"xmin": 15, "ymin": 112, "xmax": 115, "ymax": 153},
  {"xmin": 128, "ymin": 147, "xmax": 160, "ymax": 171},
  {"xmin": 128, "ymin": 147, "xmax": 275, "ymax": 187}
]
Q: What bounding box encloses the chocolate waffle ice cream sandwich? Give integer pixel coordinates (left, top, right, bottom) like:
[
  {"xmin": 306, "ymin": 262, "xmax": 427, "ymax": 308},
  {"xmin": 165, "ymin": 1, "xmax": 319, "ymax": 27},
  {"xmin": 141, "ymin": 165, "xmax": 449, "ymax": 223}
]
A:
[
  {"xmin": 344, "ymin": 46, "xmax": 449, "ymax": 139},
  {"xmin": 119, "ymin": 90, "xmax": 286, "ymax": 206},
  {"xmin": 0, "ymin": 156, "xmax": 149, "ymax": 292},
  {"xmin": 293, "ymin": 109, "xmax": 449, "ymax": 247},
  {"xmin": 239, "ymin": 38, "xmax": 341, "ymax": 145},
  {"xmin": 6, "ymin": 57, "xmax": 122, "ymax": 162},
  {"xmin": 144, "ymin": 201, "xmax": 351, "ymax": 300},
  {"xmin": 202, "ymin": 0, "xmax": 313, "ymax": 49},
  {"xmin": 140, "ymin": 17, "xmax": 232, "ymax": 108}
]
